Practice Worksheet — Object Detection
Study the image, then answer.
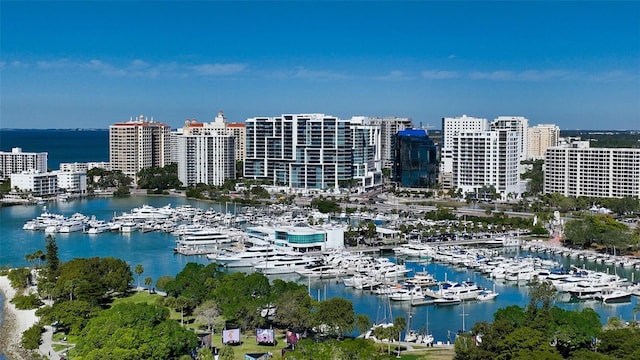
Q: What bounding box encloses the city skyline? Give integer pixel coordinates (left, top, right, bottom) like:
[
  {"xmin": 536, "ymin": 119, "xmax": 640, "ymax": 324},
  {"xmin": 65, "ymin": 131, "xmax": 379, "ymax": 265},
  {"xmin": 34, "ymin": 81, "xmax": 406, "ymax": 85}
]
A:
[{"xmin": 1, "ymin": 1, "xmax": 639, "ymax": 130}]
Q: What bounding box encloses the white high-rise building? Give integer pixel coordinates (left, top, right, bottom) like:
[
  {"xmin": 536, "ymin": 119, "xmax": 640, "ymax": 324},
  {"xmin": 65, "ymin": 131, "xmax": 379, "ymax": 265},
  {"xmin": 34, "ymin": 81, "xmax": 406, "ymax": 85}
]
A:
[
  {"xmin": 441, "ymin": 115, "xmax": 525, "ymax": 199},
  {"xmin": 369, "ymin": 117, "xmax": 413, "ymax": 169},
  {"xmin": 440, "ymin": 115, "xmax": 488, "ymax": 189},
  {"xmin": 0, "ymin": 147, "xmax": 48, "ymax": 180},
  {"xmin": 491, "ymin": 116, "xmax": 529, "ymax": 161},
  {"xmin": 451, "ymin": 129, "xmax": 521, "ymax": 199},
  {"xmin": 544, "ymin": 142, "xmax": 640, "ymax": 199},
  {"xmin": 527, "ymin": 124, "xmax": 560, "ymax": 160},
  {"xmin": 109, "ymin": 115, "xmax": 171, "ymax": 180},
  {"xmin": 176, "ymin": 114, "xmax": 236, "ymax": 187},
  {"xmin": 244, "ymin": 113, "xmax": 382, "ymax": 191}
]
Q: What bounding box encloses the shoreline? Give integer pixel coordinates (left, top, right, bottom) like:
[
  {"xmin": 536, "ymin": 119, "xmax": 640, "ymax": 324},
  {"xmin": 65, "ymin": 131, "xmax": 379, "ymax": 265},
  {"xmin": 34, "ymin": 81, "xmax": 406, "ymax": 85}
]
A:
[{"xmin": 0, "ymin": 275, "xmax": 39, "ymax": 360}]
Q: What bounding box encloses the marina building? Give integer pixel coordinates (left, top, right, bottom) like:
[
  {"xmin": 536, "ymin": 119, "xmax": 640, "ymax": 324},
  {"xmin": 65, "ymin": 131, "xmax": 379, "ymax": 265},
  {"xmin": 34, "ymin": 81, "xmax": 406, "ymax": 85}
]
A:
[
  {"xmin": 10, "ymin": 170, "xmax": 58, "ymax": 196},
  {"xmin": 393, "ymin": 129, "xmax": 439, "ymax": 188},
  {"xmin": 544, "ymin": 142, "xmax": 640, "ymax": 199},
  {"xmin": 244, "ymin": 113, "xmax": 382, "ymax": 192},
  {"xmin": 176, "ymin": 115, "xmax": 236, "ymax": 187},
  {"xmin": 369, "ymin": 117, "xmax": 413, "ymax": 170},
  {"xmin": 0, "ymin": 147, "xmax": 48, "ymax": 181},
  {"xmin": 246, "ymin": 224, "xmax": 345, "ymax": 252},
  {"xmin": 527, "ymin": 124, "xmax": 560, "ymax": 160},
  {"xmin": 109, "ymin": 115, "xmax": 172, "ymax": 181}
]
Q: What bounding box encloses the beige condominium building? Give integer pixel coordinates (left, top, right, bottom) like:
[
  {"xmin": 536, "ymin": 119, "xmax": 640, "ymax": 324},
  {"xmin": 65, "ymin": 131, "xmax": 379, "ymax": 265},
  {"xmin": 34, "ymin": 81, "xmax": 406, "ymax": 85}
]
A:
[{"xmin": 109, "ymin": 115, "xmax": 171, "ymax": 181}]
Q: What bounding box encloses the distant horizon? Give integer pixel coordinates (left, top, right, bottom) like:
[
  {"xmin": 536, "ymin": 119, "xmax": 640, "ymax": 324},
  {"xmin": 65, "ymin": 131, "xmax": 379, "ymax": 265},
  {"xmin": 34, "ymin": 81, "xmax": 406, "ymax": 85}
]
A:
[{"xmin": 2, "ymin": 2, "xmax": 638, "ymax": 130}]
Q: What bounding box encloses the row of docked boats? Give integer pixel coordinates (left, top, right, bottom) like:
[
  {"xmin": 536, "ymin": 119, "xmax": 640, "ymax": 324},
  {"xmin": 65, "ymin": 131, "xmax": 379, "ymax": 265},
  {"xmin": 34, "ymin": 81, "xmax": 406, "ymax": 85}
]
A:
[{"xmin": 410, "ymin": 243, "xmax": 640, "ymax": 304}]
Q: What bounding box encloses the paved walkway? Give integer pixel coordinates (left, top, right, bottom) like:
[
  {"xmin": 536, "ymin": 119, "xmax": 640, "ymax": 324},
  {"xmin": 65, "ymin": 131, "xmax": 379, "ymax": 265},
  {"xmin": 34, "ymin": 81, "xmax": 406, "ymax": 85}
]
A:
[{"xmin": 39, "ymin": 325, "xmax": 73, "ymax": 359}]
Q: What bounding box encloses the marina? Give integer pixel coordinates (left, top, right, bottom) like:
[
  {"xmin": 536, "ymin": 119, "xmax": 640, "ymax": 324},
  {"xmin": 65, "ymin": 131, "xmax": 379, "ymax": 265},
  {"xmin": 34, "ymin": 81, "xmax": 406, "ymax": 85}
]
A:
[{"xmin": 2, "ymin": 195, "xmax": 640, "ymax": 345}]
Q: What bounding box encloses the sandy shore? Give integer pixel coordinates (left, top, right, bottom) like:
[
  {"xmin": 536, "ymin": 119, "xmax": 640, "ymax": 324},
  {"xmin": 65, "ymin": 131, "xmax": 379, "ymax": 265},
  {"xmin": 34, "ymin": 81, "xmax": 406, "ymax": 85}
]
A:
[{"xmin": 0, "ymin": 275, "xmax": 39, "ymax": 360}]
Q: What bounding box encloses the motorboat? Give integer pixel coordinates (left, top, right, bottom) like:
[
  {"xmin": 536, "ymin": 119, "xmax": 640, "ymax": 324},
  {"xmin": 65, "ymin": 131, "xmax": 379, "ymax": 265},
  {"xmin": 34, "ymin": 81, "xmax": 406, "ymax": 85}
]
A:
[
  {"xmin": 208, "ymin": 246, "xmax": 295, "ymax": 268},
  {"xmin": 596, "ymin": 288, "xmax": 632, "ymax": 304},
  {"xmin": 389, "ymin": 285, "xmax": 425, "ymax": 301},
  {"xmin": 433, "ymin": 295, "xmax": 462, "ymax": 306},
  {"xmin": 253, "ymin": 255, "xmax": 321, "ymax": 275}
]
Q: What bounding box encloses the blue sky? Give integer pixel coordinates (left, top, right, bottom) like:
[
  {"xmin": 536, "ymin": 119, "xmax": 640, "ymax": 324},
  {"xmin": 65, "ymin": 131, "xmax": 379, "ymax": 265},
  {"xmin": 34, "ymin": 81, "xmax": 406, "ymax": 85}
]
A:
[{"xmin": 1, "ymin": 1, "xmax": 639, "ymax": 130}]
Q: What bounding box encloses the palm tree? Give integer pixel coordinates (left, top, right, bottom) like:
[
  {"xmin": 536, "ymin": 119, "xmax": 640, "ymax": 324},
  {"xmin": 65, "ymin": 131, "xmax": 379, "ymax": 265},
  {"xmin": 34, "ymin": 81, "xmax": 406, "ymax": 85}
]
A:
[
  {"xmin": 134, "ymin": 264, "xmax": 144, "ymax": 289},
  {"xmin": 144, "ymin": 277, "xmax": 153, "ymax": 293}
]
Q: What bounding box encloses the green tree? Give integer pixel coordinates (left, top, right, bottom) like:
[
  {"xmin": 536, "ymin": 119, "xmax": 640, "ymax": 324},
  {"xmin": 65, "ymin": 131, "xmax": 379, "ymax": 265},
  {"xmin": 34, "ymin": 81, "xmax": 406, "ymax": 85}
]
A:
[
  {"xmin": 354, "ymin": 314, "xmax": 371, "ymax": 337},
  {"xmin": 44, "ymin": 234, "xmax": 60, "ymax": 283},
  {"xmin": 144, "ymin": 276, "xmax": 153, "ymax": 292},
  {"xmin": 194, "ymin": 300, "xmax": 225, "ymax": 334},
  {"xmin": 36, "ymin": 300, "xmax": 101, "ymax": 335},
  {"xmin": 219, "ymin": 345, "xmax": 234, "ymax": 360},
  {"xmin": 75, "ymin": 302, "xmax": 198, "ymax": 359},
  {"xmin": 134, "ymin": 264, "xmax": 144, "ymax": 289},
  {"xmin": 273, "ymin": 288, "xmax": 315, "ymax": 331},
  {"xmin": 314, "ymin": 297, "xmax": 355, "ymax": 338}
]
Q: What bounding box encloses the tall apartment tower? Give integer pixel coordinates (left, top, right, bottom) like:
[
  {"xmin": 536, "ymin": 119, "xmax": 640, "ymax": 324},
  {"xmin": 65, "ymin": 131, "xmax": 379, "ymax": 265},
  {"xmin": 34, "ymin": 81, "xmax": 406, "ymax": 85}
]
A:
[
  {"xmin": 226, "ymin": 122, "xmax": 246, "ymax": 162},
  {"xmin": 441, "ymin": 115, "xmax": 524, "ymax": 199},
  {"xmin": 109, "ymin": 115, "xmax": 171, "ymax": 180},
  {"xmin": 0, "ymin": 147, "xmax": 48, "ymax": 180},
  {"xmin": 527, "ymin": 124, "xmax": 560, "ymax": 160},
  {"xmin": 440, "ymin": 115, "xmax": 488, "ymax": 189},
  {"xmin": 176, "ymin": 115, "xmax": 235, "ymax": 187},
  {"xmin": 491, "ymin": 116, "xmax": 529, "ymax": 161},
  {"xmin": 544, "ymin": 141, "xmax": 640, "ymax": 199},
  {"xmin": 369, "ymin": 117, "xmax": 413, "ymax": 169},
  {"xmin": 451, "ymin": 128, "xmax": 521, "ymax": 199},
  {"xmin": 244, "ymin": 113, "xmax": 382, "ymax": 191}
]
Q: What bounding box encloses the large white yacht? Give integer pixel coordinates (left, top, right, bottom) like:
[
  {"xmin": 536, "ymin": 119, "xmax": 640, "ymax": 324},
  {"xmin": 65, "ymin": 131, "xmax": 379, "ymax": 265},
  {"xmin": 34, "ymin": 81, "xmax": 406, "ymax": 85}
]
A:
[
  {"xmin": 209, "ymin": 246, "xmax": 297, "ymax": 268},
  {"xmin": 253, "ymin": 255, "xmax": 321, "ymax": 275}
]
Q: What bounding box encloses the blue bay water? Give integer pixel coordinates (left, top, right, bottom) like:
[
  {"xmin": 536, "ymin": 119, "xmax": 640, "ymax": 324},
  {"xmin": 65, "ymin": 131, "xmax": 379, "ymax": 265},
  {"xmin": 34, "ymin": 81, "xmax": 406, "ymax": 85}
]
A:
[
  {"xmin": 0, "ymin": 129, "xmax": 109, "ymax": 170},
  {"xmin": 0, "ymin": 129, "xmax": 639, "ymax": 355}
]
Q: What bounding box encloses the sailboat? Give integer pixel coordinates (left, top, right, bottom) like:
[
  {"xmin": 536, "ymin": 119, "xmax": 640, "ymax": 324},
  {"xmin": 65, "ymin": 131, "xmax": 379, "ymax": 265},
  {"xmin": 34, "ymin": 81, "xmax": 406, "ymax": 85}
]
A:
[{"xmin": 364, "ymin": 294, "xmax": 394, "ymax": 340}]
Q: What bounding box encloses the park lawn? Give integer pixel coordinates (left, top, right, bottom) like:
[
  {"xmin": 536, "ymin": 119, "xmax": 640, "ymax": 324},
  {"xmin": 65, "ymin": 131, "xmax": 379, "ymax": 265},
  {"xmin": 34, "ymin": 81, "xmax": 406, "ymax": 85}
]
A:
[{"xmin": 111, "ymin": 289, "xmax": 162, "ymax": 305}]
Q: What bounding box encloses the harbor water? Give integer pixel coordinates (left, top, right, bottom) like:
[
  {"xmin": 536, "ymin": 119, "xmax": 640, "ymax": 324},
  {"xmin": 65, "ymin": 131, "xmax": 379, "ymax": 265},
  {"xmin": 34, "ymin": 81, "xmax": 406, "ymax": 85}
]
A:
[{"xmin": 1, "ymin": 195, "xmax": 639, "ymax": 347}]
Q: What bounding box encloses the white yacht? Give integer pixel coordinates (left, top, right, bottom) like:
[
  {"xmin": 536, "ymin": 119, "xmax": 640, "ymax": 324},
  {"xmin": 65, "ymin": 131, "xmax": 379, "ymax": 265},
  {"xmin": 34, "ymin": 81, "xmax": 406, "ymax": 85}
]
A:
[
  {"xmin": 389, "ymin": 285, "xmax": 425, "ymax": 301},
  {"xmin": 426, "ymin": 281, "xmax": 484, "ymax": 300},
  {"xmin": 209, "ymin": 246, "xmax": 296, "ymax": 268},
  {"xmin": 176, "ymin": 228, "xmax": 235, "ymax": 247},
  {"xmin": 253, "ymin": 255, "xmax": 321, "ymax": 275},
  {"xmin": 86, "ymin": 221, "xmax": 112, "ymax": 234}
]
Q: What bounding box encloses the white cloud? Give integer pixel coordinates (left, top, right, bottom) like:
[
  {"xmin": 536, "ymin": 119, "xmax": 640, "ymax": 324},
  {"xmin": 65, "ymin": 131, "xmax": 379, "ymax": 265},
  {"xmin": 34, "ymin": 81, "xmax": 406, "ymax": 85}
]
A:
[
  {"xmin": 421, "ymin": 70, "xmax": 460, "ymax": 80},
  {"xmin": 190, "ymin": 63, "xmax": 247, "ymax": 76},
  {"xmin": 293, "ymin": 67, "xmax": 350, "ymax": 80},
  {"xmin": 375, "ymin": 70, "xmax": 412, "ymax": 81}
]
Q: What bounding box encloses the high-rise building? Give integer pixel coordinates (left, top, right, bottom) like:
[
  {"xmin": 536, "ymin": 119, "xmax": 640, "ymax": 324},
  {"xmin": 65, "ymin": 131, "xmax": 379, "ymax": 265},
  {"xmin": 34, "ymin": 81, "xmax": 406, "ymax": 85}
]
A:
[
  {"xmin": 451, "ymin": 128, "xmax": 521, "ymax": 199},
  {"xmin": 393, "ymin": 129, "xmax": 439, "ymax": 188},
  {"xmin": 369, "ymin": 117, "xmax": 413, "ymax": 169},
  {"xmin": 441, "ymin": 115, "xmax": 525, "ymax": 199},
  {"xmin": 109, "ymin": 115, "xmax": 171, "ymax": 180},
  {"xmin": 176, "ymin": 115, "xmax": 236, "ymax": 187},
  {"xmin": 544, "ymin": 141, "xmax": 640, "ymax": 198},
  {"xmin": 440, "ymin": 115, "xmax": 488, "ymax": 189},
  {"xmin": 491, "ymin": 116, "xmax": 529, "ymax": 161},
  {"xmin": 226, "ymin": 122, "xmax": 246, "ymax": 162},
  {"xmin": 527, "ymin": 124, "xmax": 560, "ymax": 160},
  {"xmin": 0, "ymin": 147, "xmax": 48, "ymax": 180},
  {"xmin": 244, "ymin": 113, "xmax": 382, "ymax": 191}
]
